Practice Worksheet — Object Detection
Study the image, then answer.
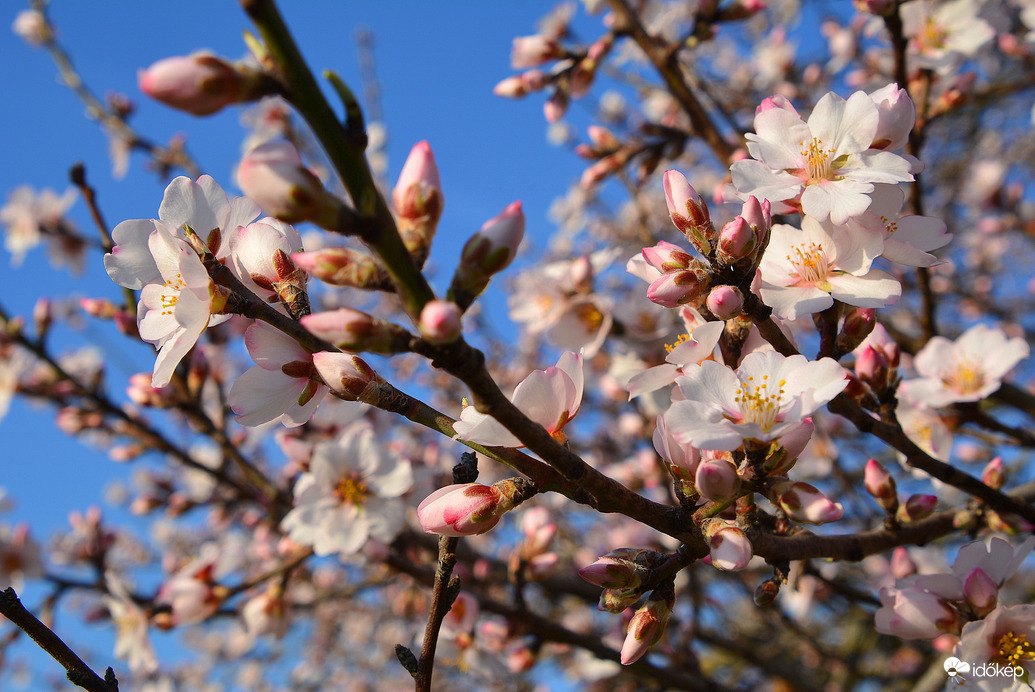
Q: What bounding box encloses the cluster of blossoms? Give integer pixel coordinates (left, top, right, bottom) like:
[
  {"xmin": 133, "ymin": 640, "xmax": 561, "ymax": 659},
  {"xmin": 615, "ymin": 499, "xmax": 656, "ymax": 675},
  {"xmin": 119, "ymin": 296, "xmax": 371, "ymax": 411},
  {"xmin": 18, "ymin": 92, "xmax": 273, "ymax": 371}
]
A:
[{"xmin": 6, "ymin": 0, "xmax": 1035, "ymax": 688}]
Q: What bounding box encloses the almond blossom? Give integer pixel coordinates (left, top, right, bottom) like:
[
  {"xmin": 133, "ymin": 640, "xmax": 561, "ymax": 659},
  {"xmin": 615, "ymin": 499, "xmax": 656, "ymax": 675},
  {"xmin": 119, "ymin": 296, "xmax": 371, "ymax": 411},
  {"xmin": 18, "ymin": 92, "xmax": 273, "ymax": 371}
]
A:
[
  {"xmin": 228, "ymin": 321, "xmax": 326, "ymax": 428},
  {"xmin": 898, "ymin": 324, "xmax": 1030, "ymax": 407},
  {"xmin": 854, "ymin": 185, "xmax": 952, "ymax": 267},
  {"xmin": 136, "ymin": 225, "xmax": 230, "ymax": 387},
  {"xmin": 900, "ymin": 0, "xmax": 996, "ymax": 74},
  {"xmin": 626, "ymin": 307, "xmax": 724, "ymax": 399},
  {"xmin": 280, "ymin": 424, "xmax": 413, "ymax": 556},
  {"xmin": 731, "ymin": 89, "xmax": 914, "ymax": 224},
  {"xmin": 758, "ymin": 217, "xmax": 901, "ymax": 321},
  {"xmin": 453, "ymin": 350, "xmax": 583, "ymax": 448},
  {"xmin": 954, "ymin": 605, "xmax": 1035, "ymax": 690},
  {"xmin": 664, "ymin": 350, "xmax": 848, "ymax": 451}
]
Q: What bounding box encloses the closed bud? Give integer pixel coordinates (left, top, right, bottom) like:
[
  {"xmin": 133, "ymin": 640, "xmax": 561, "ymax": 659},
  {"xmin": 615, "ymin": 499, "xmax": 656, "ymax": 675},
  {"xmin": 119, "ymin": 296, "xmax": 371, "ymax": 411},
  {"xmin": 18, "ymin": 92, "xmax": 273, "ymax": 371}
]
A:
[
  {"xmin": 510, "ymin": 34, "xmax": 563, "ymax": 69},
  {"xmin": 301, "ymin": 309, "xmax": 411, "ymax": 353},
  {"xmin": 701, "ymin": 518, "xmax": 752, "ymax": 571},
  {"xmin": 587, "ymin": 125, "xmax": 620, "ymax": 152},
  {"xmin": 578, "ymin": 548, "xmax": 663, "ymax": 590},
  {"xmin": 417, "ymin": 478, "xmax": 533, "ymax": 537},
  {"xmin": 620, "ymin": 584, "xmax": 674, "ymax": 665},
  {"xmin": 695, "ymin": 457, "xmax": 740, "ymax": 500},
  {"xmin": 864, "ymin": 458, "xmax": 898, "ymax": 514},
  {"xmin": 855, "ymin": 345, "xmax": 890, "ymax": 392},
  {"xmin": 716, "ymin": 216, "xmax": 756, "ymax": 265},
  {"xmin": 139, "ymin": 52, "xmax": 265, "ymax": 116},
  {"xmin": 292, "ymin": 248, "xmax": 392, "ymax": 289},
  {"xmin": 769, "ymin": 479, "xmax": 844, "ymax": 524},
  {"xmin": 982, "ymin": 456, "xmax": 1004, "ymax": 490},
  {"xmin": 418, "ymin": 300, "xmax": 462, "ymax": 345},
  {"xmin": 12, "ymin": 10, "xmax": 51, "ymax": 46},
  {"xmin": 897, "ymin": 494, "xmax": 937, "ymax": 523},
  {"xmin": 839, "ymin": 307, "xmax": 876, "ymax": 353},
  {"xmin": 238, "ymin": 141, "xmax": 345, "ymax": 228},
  {"xmin": 706, "ymin": 285, "xmax": 743, "ymax": 319},
  {"xmin": 663, "ymin": 170, "xmax": 715, "ymax": 257},
  {"xmin": 80, "ymin": 298, "xmax": 118, "ymax": 319},
  {"xmin": 645, "ymin": 260, "xmax": 711, "ymax": 308},
  {"xmin": 450, "ymin": 201, "xmax": 525, "ymax": 309},
  {"xmin": 311, "ymin": 352, "xmax": 383, "ymax": 403},
  {"xmin": 870, "ymin": 83, "xmax": 916, "ymax": 151},
  {"xmin": 393, "ymin": 141, "xmax": 443, "ymax": 267}
]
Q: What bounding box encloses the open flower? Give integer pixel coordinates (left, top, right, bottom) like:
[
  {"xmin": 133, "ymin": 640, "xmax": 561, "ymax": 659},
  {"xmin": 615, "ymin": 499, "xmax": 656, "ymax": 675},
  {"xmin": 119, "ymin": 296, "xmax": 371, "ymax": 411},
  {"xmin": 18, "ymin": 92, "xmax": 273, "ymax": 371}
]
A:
[
  {"xmin": 758, "ymin": 217, "xmax": 901, "ymax": 321},
  {"xmin": 664, "ymin": 350, "xmax": 847, "ymax": 451},
  {"xmin": 731, "ymin": 90, "xmax": 913, "ymax": 224},
  {"xmin": 955, "ymin": 605, "xmax": 1035, "ymax": 691},
  {"xmin": 228, "ymin": 321, "xmax": 326, "ymax": 428},
  {"xmin": 280, "ymin": 424, "xmax": 413, "ymax": 556},
  {"xmin": 453, "ymin": 351, "xmax": 583, "ymax": 448},
  {"xmin": 136, "ymin": 225, "xmax": 229, "ymax": 387},
  {"xmin": 899, "ymin": 324, "xmax": 1029, "ymax": 407}
]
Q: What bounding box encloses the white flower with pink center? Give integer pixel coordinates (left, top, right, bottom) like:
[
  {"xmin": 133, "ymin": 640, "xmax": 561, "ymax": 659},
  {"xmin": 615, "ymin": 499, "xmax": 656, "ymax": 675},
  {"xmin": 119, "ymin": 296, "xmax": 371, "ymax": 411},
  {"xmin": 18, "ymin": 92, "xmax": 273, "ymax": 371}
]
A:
[
  {"xmin": 453, "ymin": 351, "xmax": 583, "ymax": 448},
  {"xmin": 758, "ymin": 217, "xmax": 901, "ymax": 320},
  {"xmin": 664, "ymin": 351, "xmax": 847, "ymax": 451},
  {"xmin": 901, "ymin": 0, "xmax": 995, "ymax": 74},
  {"xmin": 899, "ymin": 324, "xmax": 1030, "ymax": 407},
  {"xmin": 280, "ymin": 424, "xmax": 413, "ymax": 556},
  {"xmin": 136, "ymin": 225, "xmax": 229, "ymax": 387},
  {"xmin": 731, "ymin": 90, "xmax": 913, "ymax": 224},
  {"xmin": 626, "ymin": 308, "xmax": 724, "ymax": 399},
  {"xmin": 228, "ymin": 321, "xmax": 326, "ymax": 428},
  {"xmin": 955, "ymin": 605, "xmax": 1035, "ymax": 690}
]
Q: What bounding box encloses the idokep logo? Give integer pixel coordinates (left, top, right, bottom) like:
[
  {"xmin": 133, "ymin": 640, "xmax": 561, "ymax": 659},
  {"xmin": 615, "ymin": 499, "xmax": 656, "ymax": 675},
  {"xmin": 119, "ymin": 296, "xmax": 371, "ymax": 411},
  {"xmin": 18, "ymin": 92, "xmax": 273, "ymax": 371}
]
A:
[{"xmin": 943, "ymin": 656, "xmax": 1031, "ymax": 687}]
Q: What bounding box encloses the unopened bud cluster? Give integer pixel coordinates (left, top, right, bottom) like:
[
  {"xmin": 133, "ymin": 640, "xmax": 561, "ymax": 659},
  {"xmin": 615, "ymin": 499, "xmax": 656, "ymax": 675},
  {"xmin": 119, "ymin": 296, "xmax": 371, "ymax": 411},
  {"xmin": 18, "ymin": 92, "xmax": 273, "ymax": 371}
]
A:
[{"xmin": 642, "ymin": 170, "xmax": 771, "ymax": 318}]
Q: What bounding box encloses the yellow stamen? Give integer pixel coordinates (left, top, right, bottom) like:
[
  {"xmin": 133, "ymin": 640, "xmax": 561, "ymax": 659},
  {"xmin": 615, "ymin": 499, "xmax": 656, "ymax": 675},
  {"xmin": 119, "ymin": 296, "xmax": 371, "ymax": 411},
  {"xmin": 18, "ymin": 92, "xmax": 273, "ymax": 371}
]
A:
[
  {"xmin": 665, "ymin": 333, "xmax": 692, "ymax": 353},
  {"xmin": 943, "ymin": 354, "xmax": 984, "ymax": 394},
  {"xmin": 732, "ymin": 374, "xmax": 786, "ymax": 431},
  {"xmin": 996, "ymin": 631, "xmax": 1035, "ymax": 668},
  {"xmin": 336, "ymin": 475, "xmax": 369, "ymax": 505},
  {"xmin": 786, "ymin": 242, "xmax": 830, "ymax": 285},
  {"xmin": 800, "ymin": 137, "xmax": 837, "ymax": 182}
]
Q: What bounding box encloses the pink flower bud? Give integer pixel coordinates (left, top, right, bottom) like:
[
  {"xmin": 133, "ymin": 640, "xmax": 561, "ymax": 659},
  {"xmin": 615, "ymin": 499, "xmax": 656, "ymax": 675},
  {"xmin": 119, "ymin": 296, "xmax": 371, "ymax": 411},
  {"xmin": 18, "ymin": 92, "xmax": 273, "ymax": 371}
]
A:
[
  {"xmin": 417, "ymin": 480, "xmax": 525, "ymax": 537},
  {"xmin": 897, "ymin": 494, "xmax": 938, "ymax": 523},
  {"xmin": 620, "ymin": 587, "xmax": 674, "ymax": 665},
  {"xmin": 127, "ymin": 373, "xmax": 176, "ymax": 408},
  {"xmin": 840, "ymin": 307, "xmax": 877, "ymax": 352},
  {"xmin": 419, "ymin": 300, "xmax": 462, "ymax": 345},
  {"xmin": 855, "ymin": 345, "xmax": 890, "ymax": 389},
  {"xmin": 663, "ymin": 170, "xmax": 714, "ymax": 256},
  {"xmin": 869, "ymin": 83, "xmax": 915, "ymax": 151},
  {"xmin": 769, "ymin": 480, "xmax": 844, "ymax": 525},
  {"xmin": 645, "ymin": 263, "xmax": 711, "ymax": 308},
  {"xmin": 311, "ymin": 352, "xmax": 382, "ymax": 402},
  {"xmin": 238, "ymin": 141, "xmax": 342, "ymax": 226},
  {"xmin": 80, "ymin": 297, "xmax": 118, "ymax": 319},
  {"xmin": 641, "ymin": 241, "xmax": 693, "ymax": 273},
  {"xmin": 702, "ymin": 519, "xmax": 752, "ymax": 571},
  {"xmin": 864, "ymin": 459, "xmax": 898, "ymax": 514},
  {"xmin": 392, "ymin": 140, "xmax": 443, "ymax": 230},
  {"xmin": 451, "ymin": 201, "xmax": 525, "ymax": 307},
  {"xmin": 739, "ymin": 195, "xmax": 771, "ymax": 243},
  {"xmin": 510, "ymin": 35, "xmax": 562, "ymax": 69},
  {"xmin": 292, "ymin": 248, "xmax": 390, "ymax": 289},
  {"xmin": 962, "ymin": 568, "xmax": 997, "ymax": 616},
  {"xmin": 982, "ymin": 457, "xmax": 1004, "ymax": 490},
  {"xmin": 587, "ymin": 125, "xmax": 620, "ymax": 152},
  {"xmin": 694, "ymin": 457, "xmax": 740, "ymax": 501},
  {"xmin": 706, "ymin": 285, "xmax": 743, "ymax": 319},
  {"xmin": 891, "ymin": 547, "xmax": 917, "ymax": 579},
  {"xmin": 755, "ymin": 95, "xmax": 799, "ymax": 116},
  {"xmin": 301, "ymin": 309, "xmax": 410, "ymax": 353},
  {"xmin": 578, "ymin": 556, "xmax": 644, "ymax": 590},
  {"xmin": 543, "ymin": 90, "xmax": 568, "ymax": 122},
  {"xmin": 717, "ymin": 217, "xmax": 757, "ymax": 265},
  {"xmin": 139, "ymin": 52, "xmax": 254, "ymax": 116}
]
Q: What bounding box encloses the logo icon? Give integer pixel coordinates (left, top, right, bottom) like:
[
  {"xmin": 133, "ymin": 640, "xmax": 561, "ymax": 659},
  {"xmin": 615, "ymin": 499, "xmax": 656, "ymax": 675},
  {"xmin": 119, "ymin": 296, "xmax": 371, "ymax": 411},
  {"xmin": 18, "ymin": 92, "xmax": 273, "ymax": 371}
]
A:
[{"xmin": 944, "ymin": 657, "xmax": 971, "ymax": 685}]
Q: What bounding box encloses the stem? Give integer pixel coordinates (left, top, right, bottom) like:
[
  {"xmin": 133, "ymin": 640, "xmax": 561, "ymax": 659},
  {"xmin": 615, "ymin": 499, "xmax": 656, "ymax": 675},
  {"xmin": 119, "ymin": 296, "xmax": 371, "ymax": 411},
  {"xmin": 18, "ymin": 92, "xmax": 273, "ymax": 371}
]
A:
[{"xmin": 0, "ymin": 588, "xmax": 118, "ymax": 692}]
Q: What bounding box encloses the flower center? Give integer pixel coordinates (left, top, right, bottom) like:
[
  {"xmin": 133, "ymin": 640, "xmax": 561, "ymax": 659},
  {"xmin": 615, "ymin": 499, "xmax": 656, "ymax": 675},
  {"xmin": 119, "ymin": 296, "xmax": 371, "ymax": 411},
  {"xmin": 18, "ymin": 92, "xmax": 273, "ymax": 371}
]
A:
[
  {"xmin": 732, "ymin": 374, "xmax": 785, "ymax": 431},
  {"xmin": 880, "ymin": 215, "xmax": 899, "ymax": 236},
  {"xmin": 786, "ymin": 241, "xmax": 830, "ymax": 285},
  {"xmin": 995, "ymin": 631, "xmax": 1035, "ymax": 668},
  {"xmin": 800, "ymin": 138, "xmax": 836, "ymax": 182},
  {"xmin": 919, "ymin": 17, "xmax": 947, "ymax": 52},
  {"xmin": 336, "ymin": 475, "xmax": 369, "ymax": 505},
  {"xmin": 159, "ymin": 273, "xmax": 187, "ymax": 315},
  {"xmin": 943, "ymin": 354, "xmax": 984, "ymax": 394},
  {"xmin": 576, "ymin": 302, "xmax": 604, "ymax": 332},
  {"xmin": 665, "ymin": 333, "xmax": 692, "ymax": 353}
]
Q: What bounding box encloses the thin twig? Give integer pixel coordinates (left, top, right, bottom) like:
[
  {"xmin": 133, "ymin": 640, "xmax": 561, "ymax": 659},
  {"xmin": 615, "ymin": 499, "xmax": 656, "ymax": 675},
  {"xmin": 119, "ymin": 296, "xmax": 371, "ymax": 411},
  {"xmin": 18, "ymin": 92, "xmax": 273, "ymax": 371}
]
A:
[{"xmin": 0, "ymin": 588, "xmax": 118, "ymax": 692}]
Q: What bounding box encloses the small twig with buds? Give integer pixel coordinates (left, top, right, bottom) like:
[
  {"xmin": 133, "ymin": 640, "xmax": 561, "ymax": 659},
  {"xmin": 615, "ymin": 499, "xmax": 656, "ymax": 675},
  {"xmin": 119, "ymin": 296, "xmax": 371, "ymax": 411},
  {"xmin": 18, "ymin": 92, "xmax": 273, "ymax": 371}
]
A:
[{"xmin": 0, "ymin": 587, "xmax": 119, "ymax": 692}]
